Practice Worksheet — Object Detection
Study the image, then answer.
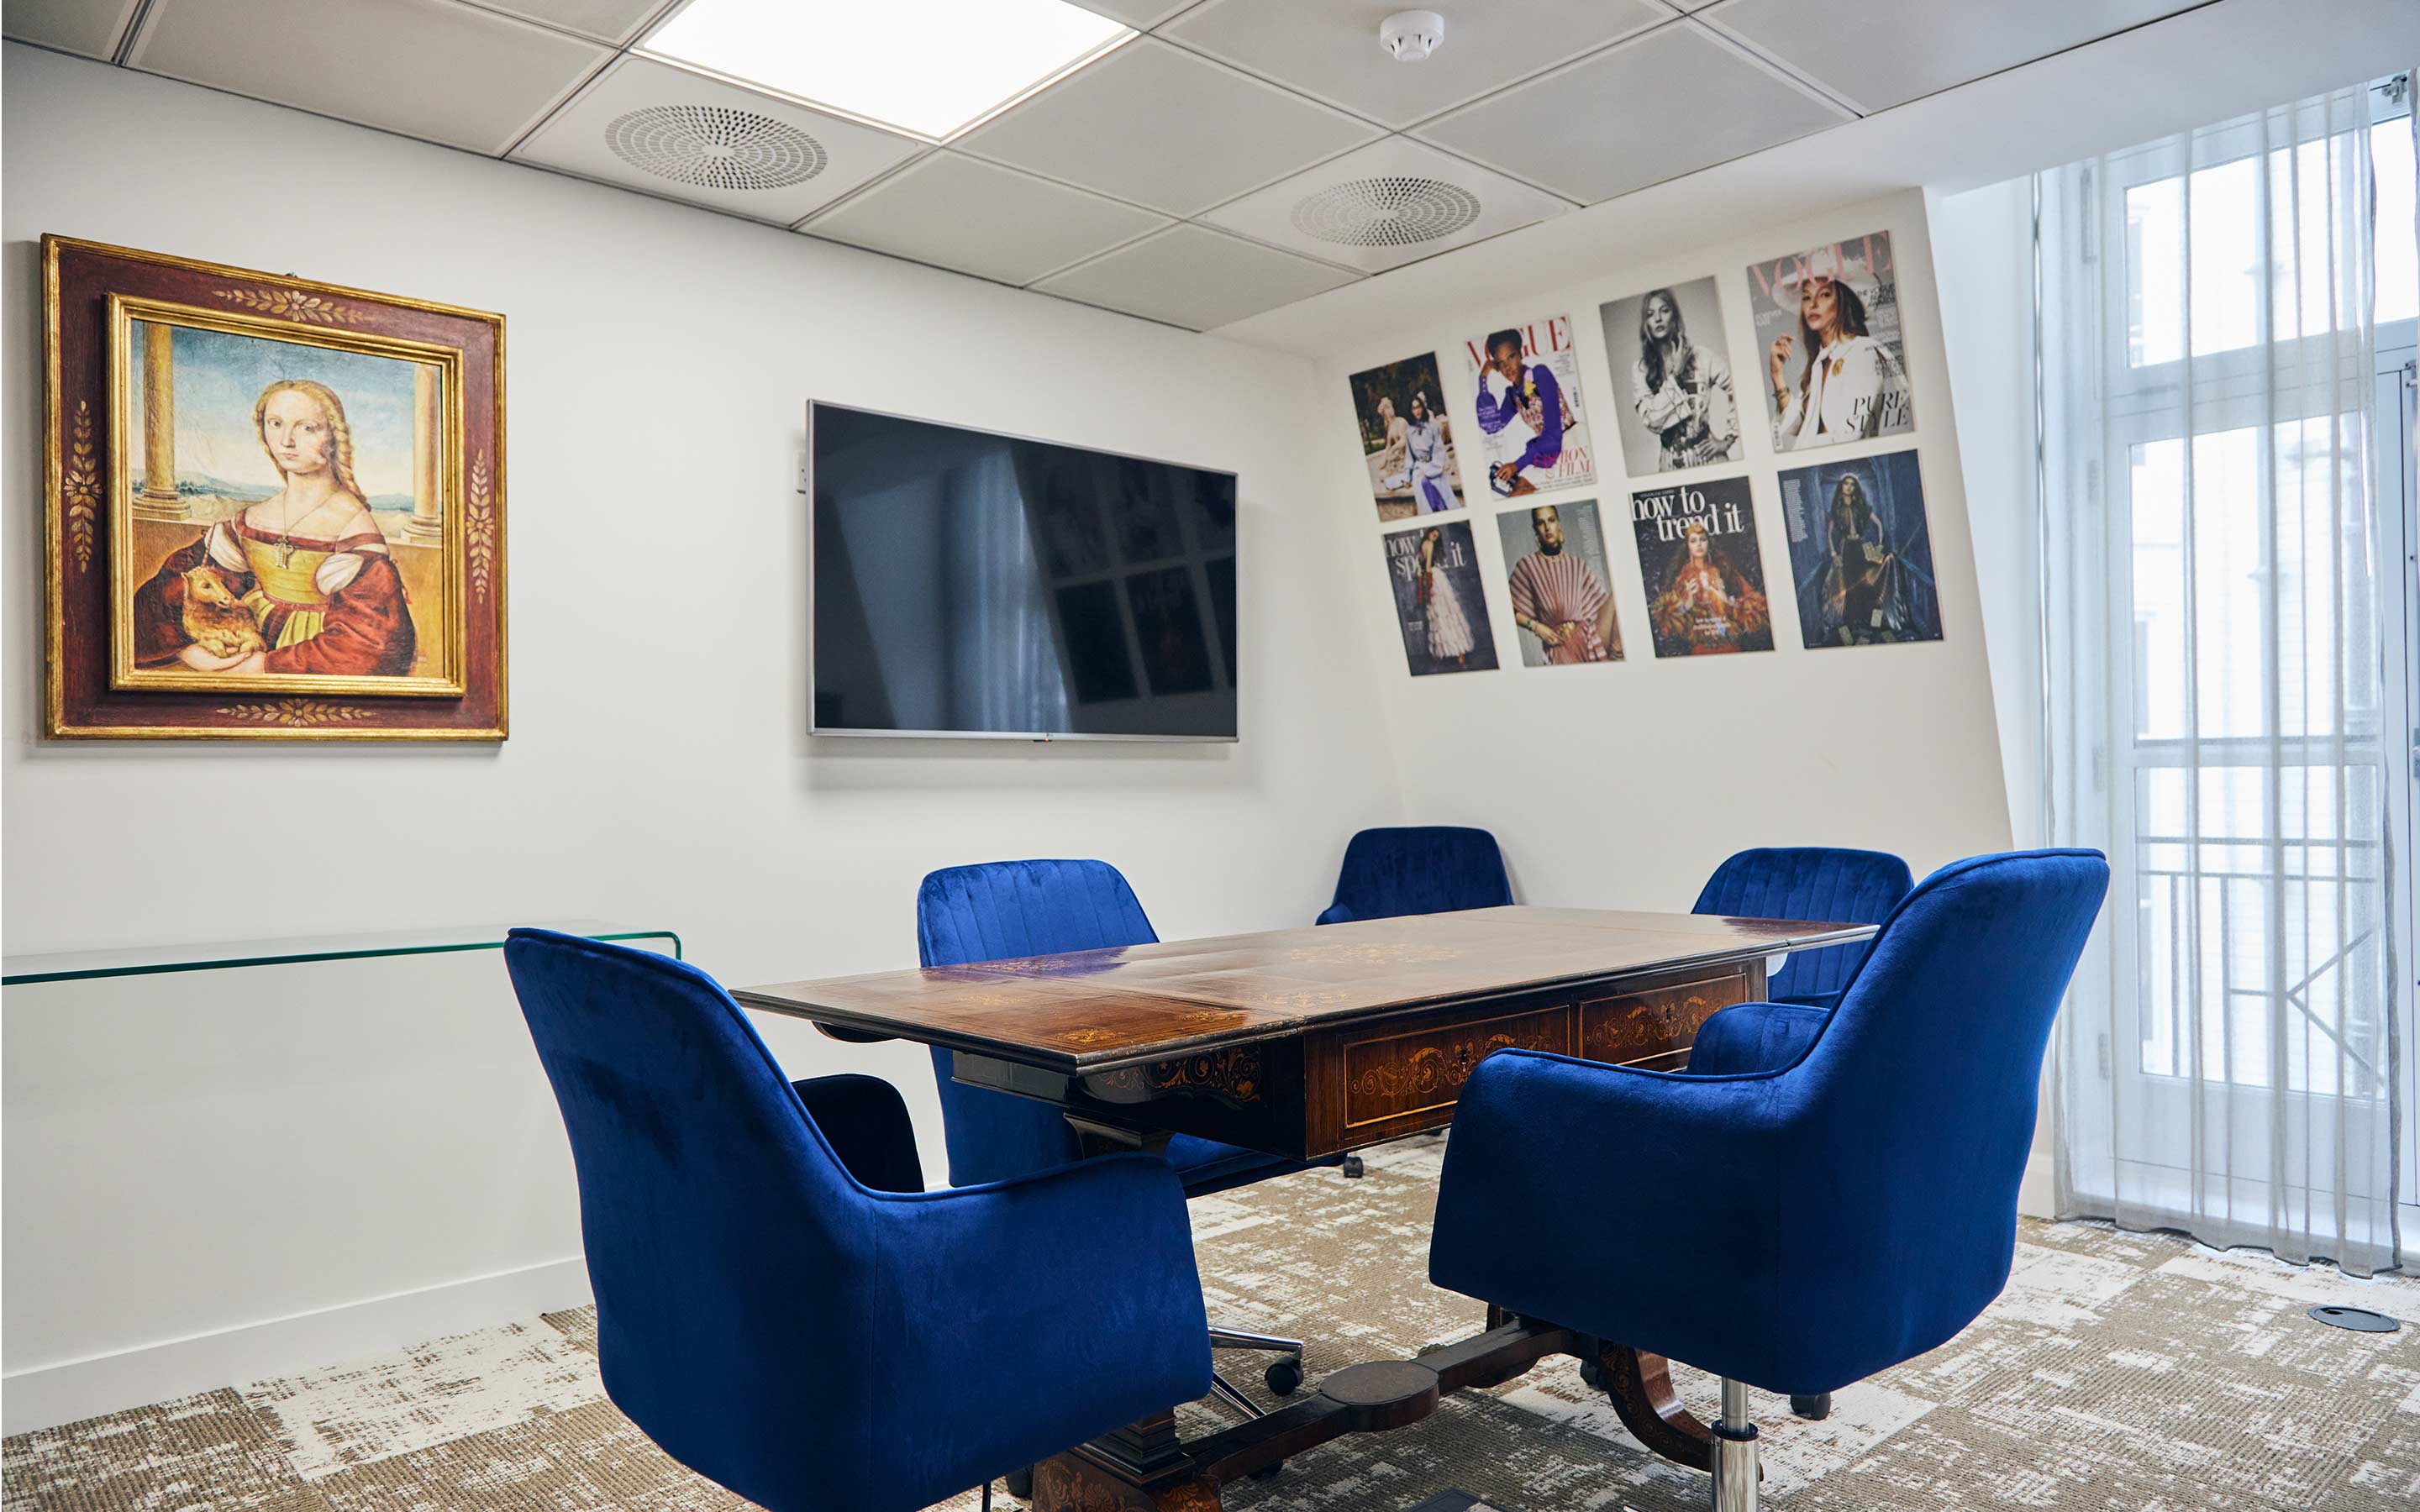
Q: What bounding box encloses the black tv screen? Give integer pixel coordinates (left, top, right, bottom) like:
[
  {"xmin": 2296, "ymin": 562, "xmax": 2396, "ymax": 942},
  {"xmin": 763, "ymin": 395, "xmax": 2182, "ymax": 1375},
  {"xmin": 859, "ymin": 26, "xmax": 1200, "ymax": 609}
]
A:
[{"xmin": 809, "ymin": 403, "xmax": 1238, "ymax": 740}]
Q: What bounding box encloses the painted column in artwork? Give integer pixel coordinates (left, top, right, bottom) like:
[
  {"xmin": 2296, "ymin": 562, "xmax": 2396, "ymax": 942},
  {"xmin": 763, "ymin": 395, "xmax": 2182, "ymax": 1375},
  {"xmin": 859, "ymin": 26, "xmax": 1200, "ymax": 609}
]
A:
[
  {"xmin": 406, "ymin": 363, "xmax": 443, "ymax": 543},
  {"xmin": 134, "ymin": 322, "xmax": 187, "ymax": 520}
]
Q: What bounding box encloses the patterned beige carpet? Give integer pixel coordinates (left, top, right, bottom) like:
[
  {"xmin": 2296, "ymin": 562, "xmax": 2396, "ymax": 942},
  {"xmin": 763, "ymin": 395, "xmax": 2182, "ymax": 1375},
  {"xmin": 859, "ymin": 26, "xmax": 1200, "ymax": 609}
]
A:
[{"xmin": 7, "ymin": 1133, "xmax": 2417, "ymax": 1511}]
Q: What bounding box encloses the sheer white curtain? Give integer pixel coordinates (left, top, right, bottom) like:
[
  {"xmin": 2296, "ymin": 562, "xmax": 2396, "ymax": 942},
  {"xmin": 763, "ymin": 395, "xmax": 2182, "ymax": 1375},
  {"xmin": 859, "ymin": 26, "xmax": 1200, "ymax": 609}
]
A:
[{"xmin": 2039, "ymin": 82, "xmax": 2407, "ymax": 1274}]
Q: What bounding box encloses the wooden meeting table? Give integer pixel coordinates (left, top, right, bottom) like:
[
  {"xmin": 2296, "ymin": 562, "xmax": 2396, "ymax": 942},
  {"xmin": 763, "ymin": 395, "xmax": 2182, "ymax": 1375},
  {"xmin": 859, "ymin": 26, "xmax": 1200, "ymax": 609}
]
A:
[{"xmin": 737, "ymin": 906, "xmax": 1876, "ymax": 1512}]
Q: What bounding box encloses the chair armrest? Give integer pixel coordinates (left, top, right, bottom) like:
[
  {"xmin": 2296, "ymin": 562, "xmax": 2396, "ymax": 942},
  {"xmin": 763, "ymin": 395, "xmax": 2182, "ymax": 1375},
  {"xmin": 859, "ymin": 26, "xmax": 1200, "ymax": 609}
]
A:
[
  {"xmin": 1689, "ymin": 1000, "xmax": 1831, "ymax": 1077},
  {"xmin": 1430, "ymin": 1048, "xmax": 1792, "ymax": 1360},
  {"xmin": 871, "ymin": 1152, "xmax": 1214, "ymax": 1464},
  {"xmin": 790, "ymin": 1074, "xmax": 923, "ymax": 1193}
]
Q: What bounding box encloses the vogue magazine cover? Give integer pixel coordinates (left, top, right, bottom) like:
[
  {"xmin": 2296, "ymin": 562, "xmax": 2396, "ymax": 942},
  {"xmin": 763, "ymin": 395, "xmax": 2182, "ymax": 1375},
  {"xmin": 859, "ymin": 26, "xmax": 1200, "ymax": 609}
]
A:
[
  {"xmin": 1383, "ymin": 519, "xmax": 1497, "ymax": 675},
  {"xmin": 1746, "ymin": 229, "xmax": 1915, "ymax": 454},
  {"xmin": 1349, "ymin": 352, "xmax": 1465, "ymax": 521},
  {"xmin": 1778, "ymin": 448, "xmax": 1943, "ymax": 648},
  {"xmin": 1599, "ymin": 278, "xmax": 1742, "ymax": 475},
  {"xmin": 1628, "ymin": 475, "xmax": 1774, "ymax": 657},
  {"xmin": 1460, "ymin": 313, "xmax": 1594, "ymax": 498},
  {"xmin": 1494, "ymin": 500, "xmax": 1621, "ymax": 667}
]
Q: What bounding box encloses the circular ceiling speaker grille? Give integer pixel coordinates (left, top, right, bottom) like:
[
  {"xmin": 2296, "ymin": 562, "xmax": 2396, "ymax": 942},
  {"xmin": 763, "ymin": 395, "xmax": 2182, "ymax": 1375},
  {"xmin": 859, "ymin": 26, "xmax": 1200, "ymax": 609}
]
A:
[
  {"xmin": 605, "ymin": 106, "xmax": 827, "ymax": 192},
  {"xmin": 1290, "ymin": 176, "xmax": 1481, "ymax": 248}
]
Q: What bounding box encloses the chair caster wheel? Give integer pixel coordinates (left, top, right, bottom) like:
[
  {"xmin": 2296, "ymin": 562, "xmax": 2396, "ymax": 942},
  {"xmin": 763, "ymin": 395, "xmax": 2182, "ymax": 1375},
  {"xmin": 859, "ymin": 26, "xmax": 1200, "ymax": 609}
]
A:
[
  {"xmin": 1249, "ymin": 1462, "xmax": 1284, "ymax": 1481},
  {"xmin": 1791, "ymin": 1393, "xmax": 1832, "ymax": 1421},
  {"xmin": 1265, "ymin": 1356, "xmax": 1305, "ymax": 1395},
  {"xmin": 1005, "ymin": 1467, "xmax": 1034, "ymax": 1500},
  {"xmin": 1341, "ymin": 1155, "xmax": 1365, "ymax": 1179}
]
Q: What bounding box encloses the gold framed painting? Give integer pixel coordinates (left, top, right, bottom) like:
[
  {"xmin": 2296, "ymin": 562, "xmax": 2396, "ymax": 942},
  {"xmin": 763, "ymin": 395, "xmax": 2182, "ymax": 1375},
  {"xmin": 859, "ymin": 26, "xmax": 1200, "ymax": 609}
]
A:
[{"xmin": 44, "ymin": 235, "xmax": 507, "ymax": 739}]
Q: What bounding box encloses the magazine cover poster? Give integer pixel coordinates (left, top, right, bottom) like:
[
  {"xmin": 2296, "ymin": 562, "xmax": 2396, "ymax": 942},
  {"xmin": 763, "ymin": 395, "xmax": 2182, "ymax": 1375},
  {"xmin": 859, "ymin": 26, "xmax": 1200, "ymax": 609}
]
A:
[
  {"xmin": 1460, "ymin": 313, "xmax": 1594, "ymax": 498},
  {"xmin": 1599, "ymin": 279, "xmax": 1743, "ymax": 475},
  {"xmin": 1349, "ymin": 353, "xmax": 1464, "ymax": 521},
  {"xmin": 1383, "ymin": 519, "xmax": 1497, "ymax": 675},
  {"xmin": 1746, "ymin": 229, "xmax": 1916, "ymax": 454},
  {"xmin": 1628, "ymin": 475, "xmax": 1774, "ymax": 657},
  {"xmin": 1778, "ymin": 448, "xmax": 1943, "ymax": 648},
  {"xmin": 1494, "ymin": 500, "xmax": 1622, "ymax": 667}
]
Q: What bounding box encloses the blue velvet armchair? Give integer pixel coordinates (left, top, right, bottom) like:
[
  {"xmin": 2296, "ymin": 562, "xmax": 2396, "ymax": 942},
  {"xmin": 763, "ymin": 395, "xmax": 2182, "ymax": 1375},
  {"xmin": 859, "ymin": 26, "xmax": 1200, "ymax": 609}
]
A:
[
  {"xmin": 917, "ymin": 859, "xmax": 1328, "ymax": 1401},
  {"xmin": 1694, "ymin": 846, "xmax": 1914, "ymax": 1011},
  {"xmin": 504, "ymin": 929, "xmax": 1212, "ymax": 1512},
  {"xmin": 1429, "ymin": 849, "xmax": 2108, "ymax": 1510},
  {"xmin": 1316, "ymin": 827, "xmax": 1514, "ymax": 926}
]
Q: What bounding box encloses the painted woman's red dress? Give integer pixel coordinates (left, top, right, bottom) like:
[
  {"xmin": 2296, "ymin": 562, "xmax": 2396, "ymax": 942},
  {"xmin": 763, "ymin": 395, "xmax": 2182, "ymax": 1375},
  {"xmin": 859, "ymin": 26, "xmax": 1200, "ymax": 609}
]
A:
[{"xmin": 130, "ymin": 515, "xmax": 416, "ymax": 676}]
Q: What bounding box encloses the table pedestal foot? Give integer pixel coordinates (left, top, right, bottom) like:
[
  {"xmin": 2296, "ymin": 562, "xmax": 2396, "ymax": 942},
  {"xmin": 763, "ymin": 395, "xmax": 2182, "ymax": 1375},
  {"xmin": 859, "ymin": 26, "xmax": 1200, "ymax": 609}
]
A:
[
  {"xmin": 1597, "ymin": 1344, "xmax": 1715, "ymax": 1473},
  {"xmin": 1031, "ymin": 1453, "xmax": 1222, "ymax": 1512},
  {"xmin": 1034, "ymin": 1323, "xmax": 1718, "ymax": 1509}
]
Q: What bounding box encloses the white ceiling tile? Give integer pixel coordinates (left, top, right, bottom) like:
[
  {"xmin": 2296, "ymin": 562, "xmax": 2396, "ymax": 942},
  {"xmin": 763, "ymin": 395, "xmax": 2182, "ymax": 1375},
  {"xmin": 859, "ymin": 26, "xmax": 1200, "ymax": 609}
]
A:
[
  {"xmin": 131, "ymin": 0, "xmax": 607, "ymax": 154},
  {"xmin": 1065, "ymin": 0, "xmax": 1199, "ymax": 26},
  {"xmin": 1199, "ymin": 136, "xmax": 1571, "ymax": 275},
  {"xmin": 955, "ymin": 37, "xmax": 1381, "ymax": 217},
  {"xmin": 5, "ymin": 0, "xmax": 140, "ymax": 58},
  {"xmin": 513, "ymin": 57, "xmax": 927, "ymax": 225},
  {"xmin": 1702, "ymin": 0, "xmax": 2192, "ymax": 112},
  {"xmin": 1164, "ymin": 0, "xmax": 1671, "ymax": 129},
  {"xmin": 1413, "ymin": 23, "xmax": 1848, "ymax": 204},
  {"xmin": 1034, "ymin": 223, "xmax": 1356, "ymax": 329},
  {"xmin": 469, "ymin": 0, "xmax": 671, "ymax": 44},
  {"xmin": 802, "ymin": 151, "xmax": 1171, "ymax": 285}
]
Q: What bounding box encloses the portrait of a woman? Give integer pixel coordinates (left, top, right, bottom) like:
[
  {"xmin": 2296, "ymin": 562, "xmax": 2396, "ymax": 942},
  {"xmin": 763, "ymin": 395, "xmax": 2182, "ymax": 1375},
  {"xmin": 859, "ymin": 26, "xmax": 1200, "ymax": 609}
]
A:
[
  {"xmin": 1370, "ymin": 394, "xmax": 1413, "ymax": 495},
  {"xmin": 1416, "ymin": 525, "xmax": 1480, "ymax": 669},
  {"xmin": 1403, "ymin": 392, "xmax": 1458, "ymax": 512},
  {"xmin": 1649, "ymin": 521, "xmax": 1771, "ymax": 655},
  {"xmin": 1630, "ymin": 287, "xmax": 1739, "ymax": 470},
  {"xmin": 1352, "ymin": 351, "xmax": 1462, "ymax": 521},
  {"xmin": 1819, "ymin": 471, "xmax": 1905, "ymax": 643},
  {"xmin": 1767, "ymin": 251, "xmax": 1912, "ymax": 452},
  {"xmin": 129, "ymin": 378, "xmax": 417, "ymax": 677}
]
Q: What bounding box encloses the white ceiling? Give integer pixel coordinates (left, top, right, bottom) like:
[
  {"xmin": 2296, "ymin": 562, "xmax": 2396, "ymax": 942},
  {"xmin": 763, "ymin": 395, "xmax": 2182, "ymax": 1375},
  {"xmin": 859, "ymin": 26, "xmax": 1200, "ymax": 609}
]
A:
[
  {"xmin": 1226, "ymin": 0, "xmax": 2416, "ymax": 355},
  {"xmin": 1, "ymin": 0, "xmax": 2369, "ymax": 332}
]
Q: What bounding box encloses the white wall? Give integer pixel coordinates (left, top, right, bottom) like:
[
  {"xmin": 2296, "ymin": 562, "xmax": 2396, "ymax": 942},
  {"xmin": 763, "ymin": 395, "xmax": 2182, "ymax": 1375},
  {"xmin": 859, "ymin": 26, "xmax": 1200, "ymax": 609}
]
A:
[
  {"xmin": 1309, "ymin": 192, "xmax": 2016, "ymax": 914},
  {"xmin": 1928, "ymin": 174, "xmax": 2054, "ymax": 1211},
  {"xmin": 1930, "ymin": 176, "xmax": 2043, "ymax": 849},
  {"xmin": 1, "ymin": 45, "xmax": 1403, "ymax": 1429}
]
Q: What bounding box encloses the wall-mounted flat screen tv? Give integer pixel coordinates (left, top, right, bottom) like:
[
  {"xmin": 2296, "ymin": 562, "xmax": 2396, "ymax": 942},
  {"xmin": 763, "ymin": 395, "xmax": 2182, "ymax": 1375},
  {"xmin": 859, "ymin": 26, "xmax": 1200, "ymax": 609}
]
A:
[{"xmin": 809, "ymin": 402, "xmax": 1238, "ymax": 740}]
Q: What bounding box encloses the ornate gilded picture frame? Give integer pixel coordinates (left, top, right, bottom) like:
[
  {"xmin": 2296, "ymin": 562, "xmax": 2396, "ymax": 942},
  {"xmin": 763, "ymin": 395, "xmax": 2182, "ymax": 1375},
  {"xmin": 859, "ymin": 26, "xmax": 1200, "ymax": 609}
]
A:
[{"xmin": 44, "ymin": 235, "xmax": 506, "ymax": 739}]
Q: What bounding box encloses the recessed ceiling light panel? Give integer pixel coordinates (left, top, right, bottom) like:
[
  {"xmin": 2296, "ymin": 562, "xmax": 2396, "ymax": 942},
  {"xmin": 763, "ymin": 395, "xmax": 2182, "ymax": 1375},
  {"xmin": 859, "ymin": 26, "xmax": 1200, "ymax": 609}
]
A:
[{"xmin": 640, "ymin": 0, "xmax": 1133, "ymax": 139}]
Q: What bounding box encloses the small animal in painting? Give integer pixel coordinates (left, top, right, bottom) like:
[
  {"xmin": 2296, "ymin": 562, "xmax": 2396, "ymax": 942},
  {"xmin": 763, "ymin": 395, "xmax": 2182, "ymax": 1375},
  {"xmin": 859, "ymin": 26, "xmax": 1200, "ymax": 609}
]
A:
[{"xmin": 181, "ymin": 564, "xmax": 267, "ymax": 660}]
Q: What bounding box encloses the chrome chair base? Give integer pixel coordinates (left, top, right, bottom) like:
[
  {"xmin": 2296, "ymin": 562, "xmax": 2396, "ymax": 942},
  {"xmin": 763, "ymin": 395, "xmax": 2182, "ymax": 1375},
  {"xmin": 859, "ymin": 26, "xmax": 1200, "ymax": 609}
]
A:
[
  {"xmin": 1210, "ymin": 1324, "xmax": 1306, "ymax": 1397},
  {"xmin": 1709, "ymin": 1378, "xmax": 1760, "ymax": 1512}
]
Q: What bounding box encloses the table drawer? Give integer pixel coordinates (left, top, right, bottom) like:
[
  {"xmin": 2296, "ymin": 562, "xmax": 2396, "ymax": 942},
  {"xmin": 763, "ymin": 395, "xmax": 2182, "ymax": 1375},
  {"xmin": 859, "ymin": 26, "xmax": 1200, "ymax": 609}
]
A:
[
  {"xmin": 1340, "ymin": 1004, "xmax": 1572, "ymax": 1131},
  {"xmin": 1578, "ymin": 972, "xmax": 1752, "ymax": 1066}
]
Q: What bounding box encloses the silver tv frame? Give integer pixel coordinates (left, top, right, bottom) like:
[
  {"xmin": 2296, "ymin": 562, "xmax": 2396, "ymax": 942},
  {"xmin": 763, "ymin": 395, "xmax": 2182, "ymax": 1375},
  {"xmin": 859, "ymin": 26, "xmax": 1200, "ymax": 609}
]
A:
[{"xmin": 804, "ymin": 400, "xmax": 1240, "ymax": 743}]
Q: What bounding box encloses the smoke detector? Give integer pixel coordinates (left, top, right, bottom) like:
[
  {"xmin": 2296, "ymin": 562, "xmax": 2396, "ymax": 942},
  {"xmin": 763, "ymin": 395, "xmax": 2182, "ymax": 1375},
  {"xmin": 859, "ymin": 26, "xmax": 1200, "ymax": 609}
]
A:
[
  {"xmin": 1379, "ymin": 10, "xmax": 1444, "ymax": 63},
  {"xmin": 1292, "ymin": 176, "xmax": 1481, "ymax": 248},
  {"xmin": 606, "ymin": 105, "xmax": 828, "ymax": 192}
]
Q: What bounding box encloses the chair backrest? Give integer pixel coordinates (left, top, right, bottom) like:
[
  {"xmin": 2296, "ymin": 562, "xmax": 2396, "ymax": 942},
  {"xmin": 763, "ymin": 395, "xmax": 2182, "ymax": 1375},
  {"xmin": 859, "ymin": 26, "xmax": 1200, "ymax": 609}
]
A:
[
  {"xmin": 1692, "ymin": 846, "xmax": 1914, "ymax": 997},
  {"xmin": 915, "ymin": 859, "xmax": 1156, "ymax": 1185},
  {"xmin": 1319, "ymin": 826, "xmax": 1514, "ymax": 926},
  {"xmin": 1783, "ymin": 849, "xmax": 2108, "ymax": 1359},
  {"xmin": 503, "ymin": 929, "xmax": 876, "ymax": 1512}
]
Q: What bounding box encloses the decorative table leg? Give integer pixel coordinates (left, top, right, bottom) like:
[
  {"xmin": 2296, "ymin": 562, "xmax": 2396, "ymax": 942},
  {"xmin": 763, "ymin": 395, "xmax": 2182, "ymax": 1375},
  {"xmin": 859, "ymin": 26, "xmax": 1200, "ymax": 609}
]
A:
[
  {"xmin": 1029, "ymin": 1452, "xmax": 1220, "ymax": 1512},
  {"xmin": 1597, "ymin": 1344, "xmax": 1715, "ymax": 1473}
]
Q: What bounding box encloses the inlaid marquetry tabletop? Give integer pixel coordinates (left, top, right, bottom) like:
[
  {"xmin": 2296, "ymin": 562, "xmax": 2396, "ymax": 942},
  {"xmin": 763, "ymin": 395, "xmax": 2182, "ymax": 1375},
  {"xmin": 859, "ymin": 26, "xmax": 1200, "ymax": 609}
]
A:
[{"xmin": 734, "ymin": 906, "xmax": 1875, "ymax": 1074}]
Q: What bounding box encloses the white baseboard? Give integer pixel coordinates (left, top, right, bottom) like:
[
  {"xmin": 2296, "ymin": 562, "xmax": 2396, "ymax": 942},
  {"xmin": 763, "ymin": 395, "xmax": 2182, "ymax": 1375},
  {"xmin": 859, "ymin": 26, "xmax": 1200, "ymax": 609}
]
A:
[
  {"xmin": 1, "ymin": 1256, "xmax": 592, "ymax": 1438},
  {"xmin": 2018, "ymin": 1148, "xmax": 2056, "ymax": 1220}
]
